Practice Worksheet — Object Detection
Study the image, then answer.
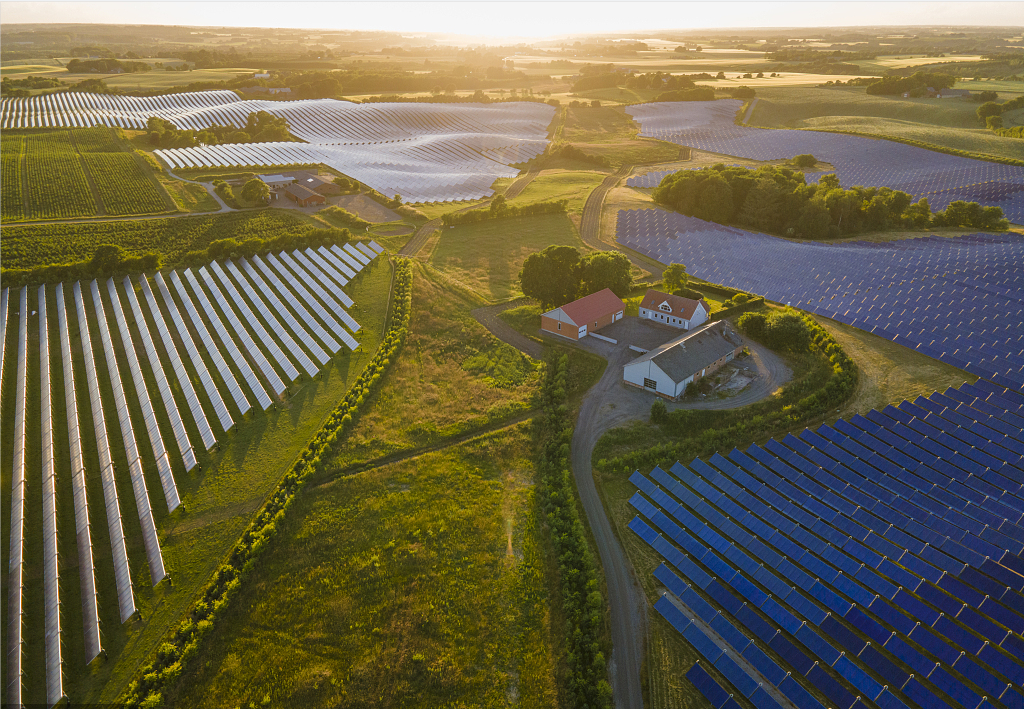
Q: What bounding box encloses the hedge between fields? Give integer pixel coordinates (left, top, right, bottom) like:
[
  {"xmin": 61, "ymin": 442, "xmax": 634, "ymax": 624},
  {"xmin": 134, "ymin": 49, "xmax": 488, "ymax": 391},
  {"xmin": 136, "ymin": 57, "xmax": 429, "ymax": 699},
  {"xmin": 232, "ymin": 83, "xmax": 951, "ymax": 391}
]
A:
[
  {"xmin": 604, "ymin": 311, "xmax": 856, "ymax": 475},
  {"xmin": 118, "ymin": 257, "xmax": 413, "ymax": 708},
  {"xmin": 440, "ymin": 197, "xmax": 568, "ymax": 226},
  {"xmin": 0, "ymin": 226, "xmax": 360, "ymax": 289},
  {"xmin": 538, "ymin": 354, "xmax": 613, "ymax": 709}
]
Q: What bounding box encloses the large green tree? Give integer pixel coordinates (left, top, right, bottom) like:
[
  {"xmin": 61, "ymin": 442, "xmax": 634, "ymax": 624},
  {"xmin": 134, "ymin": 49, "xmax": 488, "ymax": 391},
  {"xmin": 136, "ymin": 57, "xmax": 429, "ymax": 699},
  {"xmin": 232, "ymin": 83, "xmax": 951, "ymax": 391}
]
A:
[
  {"xmin": 519, "ymin": 245, "xmax": 581, "ymax": 309},
  {"xmin": 576, "ymin": 250, "xmax": 632, "ymax": 298},
  {"xmin": 241, "ymin": 178, "xmax": 270, "ymax": 205},
  {"xmin": 663, "ymin": 263, "xmax": 689, "ymax": 293}
]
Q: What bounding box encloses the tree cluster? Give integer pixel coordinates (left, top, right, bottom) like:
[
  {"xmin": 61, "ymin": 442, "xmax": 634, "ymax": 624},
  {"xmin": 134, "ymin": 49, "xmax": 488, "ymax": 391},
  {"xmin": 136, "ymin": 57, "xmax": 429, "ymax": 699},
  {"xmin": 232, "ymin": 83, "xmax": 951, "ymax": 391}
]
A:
[
  {"xmin": 537, "ymin": 354, "xmax": 613, "ymax": 709},
  {"xmin": 519, "ymin": 245, "xmax": 632, "ymax": 309},
  {"xmin": 146, "ymin": 111, "xmax": 290, "ymax": 148},
  {"xmin": 0, "ymin": 75, "xmax": 61, "ymax": 96},
  {"xmin": 67, "ymin": 57, "xmax": 149, "ymax": 74},
  {"xmin": 865, "ymin": 71, "xmax": 955, "ymax": 95},
  {"xmin": 652, "ymin": 86, "xmax": 716, "ymax": 102},
  {"xmin": 624, "ymin": 72, "xmax": 697, "ymax": 90},
  {"xmin": 546, "ymin": 143, "xmax": 612, "ymax": 168},
  {"xmin": 652, "ymin": 164, "xmax": 1007, "ymax": 239},
  {"xmin": 976, "ymin": 95, "xmax": 1024, "ymax": 135},
  {"xmin": 440, "ymin": 195, "xmax": 568, "ymax": 226}
]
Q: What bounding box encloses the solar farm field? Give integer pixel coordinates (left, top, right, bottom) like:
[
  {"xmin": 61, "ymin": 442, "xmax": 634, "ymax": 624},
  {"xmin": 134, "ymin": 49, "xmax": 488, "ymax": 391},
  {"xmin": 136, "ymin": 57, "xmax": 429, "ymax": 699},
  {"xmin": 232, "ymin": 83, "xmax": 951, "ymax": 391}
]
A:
[
  {"xmin": 628, "ymin": 379, "xmax": 1024, "ymax": 709},
  {"xmin": 616, "ymin": 209, "xmax": 1024, "ymax": 390},
  {"xmin": 0, "ymin": 91, "xmax": 556, "ymax": 205},
  {"xmin": 0, "ymin": 241, "xmax": 388, "ymax": 705},
  {"xmin": 0, "ymin": 127, "xmax": 174, "ymax": 222},
  {"xmin": 627, "ymin": 100, "xmax": 1024, "ymax": 223}
]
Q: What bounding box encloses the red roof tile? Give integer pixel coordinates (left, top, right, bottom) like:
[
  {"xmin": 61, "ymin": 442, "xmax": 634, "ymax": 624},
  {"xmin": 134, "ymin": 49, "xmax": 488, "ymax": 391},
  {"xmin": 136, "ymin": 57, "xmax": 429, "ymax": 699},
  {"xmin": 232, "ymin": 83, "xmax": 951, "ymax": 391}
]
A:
[{"xmin": 556, "ymin": 288, "xmax": 625, "ymax": 326}]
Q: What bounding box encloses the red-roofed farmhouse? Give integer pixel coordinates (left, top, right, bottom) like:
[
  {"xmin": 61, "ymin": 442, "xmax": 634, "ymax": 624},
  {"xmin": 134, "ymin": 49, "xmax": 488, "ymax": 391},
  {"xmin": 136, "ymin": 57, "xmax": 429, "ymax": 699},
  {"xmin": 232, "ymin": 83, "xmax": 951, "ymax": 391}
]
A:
[{"xmin": 541, "ymin": 288, "xmax": 625, "ymax": 340}]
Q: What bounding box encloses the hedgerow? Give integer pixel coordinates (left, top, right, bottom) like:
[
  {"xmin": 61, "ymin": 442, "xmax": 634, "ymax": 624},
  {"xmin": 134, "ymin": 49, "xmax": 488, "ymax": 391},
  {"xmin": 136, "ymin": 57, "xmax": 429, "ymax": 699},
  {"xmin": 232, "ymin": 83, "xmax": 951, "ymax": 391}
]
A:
[
  {"xmin": 600, "ymin": 311, "xmax": 857, "ymax": 475},
  {"xmin": 0, "ymin": 223, "xmax": 362, "ymax": 289},
  {"xmin": 537, "ymin": 354, "xmax": 613, "ymax": 709},
  {"xmin": 441, "ymin": 195, "xmax": 568, "ymax": 226},
  {"xmin": 118, "ymin": 257, "xmax": 413, "ymax": 708}
]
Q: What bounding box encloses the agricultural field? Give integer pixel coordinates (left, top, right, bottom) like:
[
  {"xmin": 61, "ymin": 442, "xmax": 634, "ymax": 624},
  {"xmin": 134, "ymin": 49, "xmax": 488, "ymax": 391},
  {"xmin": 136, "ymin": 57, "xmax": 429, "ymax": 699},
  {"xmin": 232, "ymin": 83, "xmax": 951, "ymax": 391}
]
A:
[
  {"xmin": 508, "ymin": 169, "xmax": 609, "ymax": 214},
  {"xmin": 1, "ymin": 209, "xmax": 316, "ymax": 271},
  {"xmin": 426, "ymin": 212, "xmax": 589, "ymax": 302},
  {"xmin": 560, "ymin": 104, "xmax": 681, "ymax": 165},
  {"xmin": 0, "ymin": 126, "xmax": 176, "ymax": 222},
  {"xmin": 749, "ymin": 86, "xmax": 1024, "ymax": 160},
  {"xmin": 328, "ymin": 263, "xmax": 541, "ymax": 468},
  {"xmin": 165, "ymin": 424, "xmax": 560, "ymax": 709}
]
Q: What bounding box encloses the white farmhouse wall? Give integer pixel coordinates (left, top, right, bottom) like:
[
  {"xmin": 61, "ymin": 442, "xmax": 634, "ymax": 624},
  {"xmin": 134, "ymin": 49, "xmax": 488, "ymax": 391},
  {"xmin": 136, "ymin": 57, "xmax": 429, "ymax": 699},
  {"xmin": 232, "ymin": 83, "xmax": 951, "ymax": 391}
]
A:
[{"xmin": 623, "ymin": 359, "xmax": 677, "ymax": 397}]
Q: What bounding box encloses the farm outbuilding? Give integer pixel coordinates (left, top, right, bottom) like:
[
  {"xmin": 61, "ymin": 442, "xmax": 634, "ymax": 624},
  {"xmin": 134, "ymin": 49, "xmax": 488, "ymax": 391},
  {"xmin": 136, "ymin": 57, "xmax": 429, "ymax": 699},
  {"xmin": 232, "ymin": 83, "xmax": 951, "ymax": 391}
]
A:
[
  {"xmin": 638, "ymin": 289, "xmax": 710, "ymax": 331},
  {"xmin": 284, "ymin": 183, "xmax": 326, "ymax": 207},
  {"xmin": 258, "ymin": 174, "xmax": 294, "ymax": 188},
  {"xmin": 541, "ymin": 288, "xmax": 625, "ymax": 340},
  {"xmin": 623, "ymin": 321, "xmax": 743, "ymax": 399},
  {"xmin": 293, "ymin": 172, "xmax": 341, "ymax": 196}
]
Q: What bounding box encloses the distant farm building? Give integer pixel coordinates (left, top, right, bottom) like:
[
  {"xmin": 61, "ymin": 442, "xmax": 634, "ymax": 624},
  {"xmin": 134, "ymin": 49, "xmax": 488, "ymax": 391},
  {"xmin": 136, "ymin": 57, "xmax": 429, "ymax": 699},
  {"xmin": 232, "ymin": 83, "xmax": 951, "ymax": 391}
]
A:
[
  {"xmin": 623, "ymin": 321, "xmax": 743, "ymax": 399},
  {"xmin": 293, "ymin": 172, "xmax": 341, "ymax": 196},
  {"xmin": 254, "ymin": 72, "xmax": 271, "ymax": 79},
  {"xmin": 284, "ymin": 183, "xmax": 326, "ymax": 207},
  {"xmin": 541, "ymin": 288, "xmax": 625, "ymax": 340},
  {"xmin": 638, "ymin": 289, "xmax": 710, "ymax": 331},
  {"xmin": 239, "ymin": 86, "xmax": 269, "ymax": 95},
  {"xmin": 268, "ymin": 87, "xmax": 292, "ymax": 95},
  {"xmin": 906, "ymin": 87, "xmax": 973, "ymax": 99},
  {"xmin": 258, "ymin": 174, "xmax": 294, "ymax": 188}
]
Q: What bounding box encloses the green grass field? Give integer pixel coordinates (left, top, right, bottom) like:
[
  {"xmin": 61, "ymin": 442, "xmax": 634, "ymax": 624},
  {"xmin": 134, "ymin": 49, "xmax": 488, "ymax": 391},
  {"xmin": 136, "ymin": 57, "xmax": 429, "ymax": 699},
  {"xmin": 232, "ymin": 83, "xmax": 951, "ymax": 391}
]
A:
[
  {"xmin": 427, "ymin": 212, "xmax": 589, "ymax": 302},
  {"xmin": 749, "ymin": 86, "xmax": 1024, "ymax": 160},
  {"xmin": 327, "ymin": 262, "xmax": 541, "ymax": 468},
  {"xmin": 1, "ymin": 127, "xmax": 177, "ymax": 222},
  {"xmin": 165, "ymin": 423, "xmax": 559, "ymax": 708},
  {"xmin": 508, "ymin": 169, "xmax": 607, "ymax": 214},
  {"xmin": 0, "ymin": 259, "xmax": 393, "ymax": 704},
  {"xmin": 559, "ymin": 105, "xmax": 680, "ymax": 164}
]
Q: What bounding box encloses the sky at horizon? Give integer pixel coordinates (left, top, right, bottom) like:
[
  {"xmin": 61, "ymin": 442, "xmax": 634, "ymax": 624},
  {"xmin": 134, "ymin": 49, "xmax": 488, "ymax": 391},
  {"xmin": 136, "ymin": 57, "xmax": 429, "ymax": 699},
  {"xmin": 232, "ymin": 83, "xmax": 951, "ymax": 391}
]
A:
[{"xmin": 2, "ymin": 1, "xmax": 1023, "ymax": 40}]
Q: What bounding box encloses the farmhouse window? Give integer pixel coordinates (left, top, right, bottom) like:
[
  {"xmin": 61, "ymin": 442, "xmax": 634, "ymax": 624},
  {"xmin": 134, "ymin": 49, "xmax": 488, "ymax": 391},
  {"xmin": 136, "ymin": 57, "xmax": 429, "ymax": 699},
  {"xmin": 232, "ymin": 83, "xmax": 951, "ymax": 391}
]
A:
[
  {"xmin": 659, "ymin": 302, "xmax": 672, "ymax": 312},
  {"xmin": 643, "ymin": 378, "xmax": 657, "ymax": 390},
  {"xmin": 557, "ymin": 323, "xmax": 561, "ymax": 331}
]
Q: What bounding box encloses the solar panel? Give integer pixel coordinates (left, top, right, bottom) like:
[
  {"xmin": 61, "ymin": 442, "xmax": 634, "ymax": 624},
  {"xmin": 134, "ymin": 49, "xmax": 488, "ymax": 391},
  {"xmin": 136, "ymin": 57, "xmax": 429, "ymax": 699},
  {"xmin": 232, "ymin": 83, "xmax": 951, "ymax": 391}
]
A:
[
  {"xmin": 806, "ymin": 664, "xmax": 857, "ymax": 709},
  {"xmin": 715, "ymin": 651, "xmax": 760, "ymax": 698},
  {"xmin": 90, "ymin": 279, "xmax": 167, "ymax": 587},
  {"xmin": 139, "ymin": 275, "xmax": 219, "ymax": 446},
  {"xmin": 72, "ymin": 281, "xmax": 136, "ymax": 623},
  {"xmin": 55, "ymin": 285, "xmax": 102, "ymax": 662},
  {"xmin": 686, "ymin": 662, "xmax": 732, "ymax": 709},
  {"xmin": 164, "ymin": 271, "xmax": 250, "ymax": 419},
  {"xmin": 6, "ymin": 287, "xmax": 28, "ymax": 706},
  {"xmin": 105, "ymin": 278, "xmax": 181, "ymax": 512}
]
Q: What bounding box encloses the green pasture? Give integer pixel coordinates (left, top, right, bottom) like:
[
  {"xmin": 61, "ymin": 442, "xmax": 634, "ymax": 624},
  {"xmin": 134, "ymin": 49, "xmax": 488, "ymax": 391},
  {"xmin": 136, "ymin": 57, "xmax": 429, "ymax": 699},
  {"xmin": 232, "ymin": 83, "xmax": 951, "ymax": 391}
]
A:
[
  {"xmin": 428, "ymin": 212, "xmax": 588, "ymax": 302},
  {"xmin": 165, "ymin": 423, "xmax": 559, "ymax": 708}
]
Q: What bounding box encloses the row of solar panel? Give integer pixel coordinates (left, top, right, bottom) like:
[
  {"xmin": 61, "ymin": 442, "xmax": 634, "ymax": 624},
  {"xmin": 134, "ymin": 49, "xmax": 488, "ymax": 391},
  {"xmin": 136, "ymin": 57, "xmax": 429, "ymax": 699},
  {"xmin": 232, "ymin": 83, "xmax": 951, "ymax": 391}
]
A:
[{"xmin": 2, "ymin": 241, "xmax": 383, "ymax": 705}]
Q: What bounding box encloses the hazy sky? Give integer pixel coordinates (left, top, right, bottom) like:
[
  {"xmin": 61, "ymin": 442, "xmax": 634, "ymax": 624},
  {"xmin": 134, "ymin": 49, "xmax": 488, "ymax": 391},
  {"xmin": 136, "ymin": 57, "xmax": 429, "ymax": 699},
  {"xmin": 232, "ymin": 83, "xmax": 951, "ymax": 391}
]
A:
[{"xmin": 2, "ymin": 1, "xmax": 1022, "ymax": 39}]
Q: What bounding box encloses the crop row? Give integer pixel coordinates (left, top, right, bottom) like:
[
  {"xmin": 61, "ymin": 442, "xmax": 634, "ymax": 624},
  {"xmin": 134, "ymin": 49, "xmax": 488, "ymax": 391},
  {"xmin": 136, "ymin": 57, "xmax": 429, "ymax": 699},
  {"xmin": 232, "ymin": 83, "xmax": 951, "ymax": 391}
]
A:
[
  {"xmin": 73, "ymin": 125, "xmax": 124, "ymax": 153},
  {"xmin": 23, "ymin": 133, "xmax": 96, "ymax": 219},
  {"xmin": 1, "ymin": 136, "xmax": 23, "ymax": 219},
  {"xmin": 82, "ymin": 153, "xmax": 170, "ymax": 215}
]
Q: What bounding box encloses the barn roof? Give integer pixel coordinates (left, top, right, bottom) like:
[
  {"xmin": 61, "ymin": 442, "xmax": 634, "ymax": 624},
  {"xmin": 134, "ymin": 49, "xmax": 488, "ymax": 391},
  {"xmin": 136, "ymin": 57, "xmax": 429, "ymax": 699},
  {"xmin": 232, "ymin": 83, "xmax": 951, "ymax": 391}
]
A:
[
  {"xmin": 628, "ymin": 321, "xmax": 743, "ymax": 383},
  {"xmin": 543, "ymin": 288, "xmax": 624, "ymax": 326},
  {"xmin": 639, "ymin": 289, "xmax": 709, "ymax": 319},
  {"xmin": 285, "ymin": 183, "xmax": 321, "ymax": 200}
]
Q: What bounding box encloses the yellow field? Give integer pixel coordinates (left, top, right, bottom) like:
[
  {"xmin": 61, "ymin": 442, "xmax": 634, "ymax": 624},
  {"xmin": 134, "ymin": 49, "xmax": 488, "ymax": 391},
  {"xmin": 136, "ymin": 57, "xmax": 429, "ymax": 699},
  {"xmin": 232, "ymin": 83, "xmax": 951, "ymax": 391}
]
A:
[
  {"xmin": 0, "ymin": 63, "xmax": 66, "ymax": 76},
  {"xmin": 858, "ymin": 54, "xmax": 987, "ymax": 71}
]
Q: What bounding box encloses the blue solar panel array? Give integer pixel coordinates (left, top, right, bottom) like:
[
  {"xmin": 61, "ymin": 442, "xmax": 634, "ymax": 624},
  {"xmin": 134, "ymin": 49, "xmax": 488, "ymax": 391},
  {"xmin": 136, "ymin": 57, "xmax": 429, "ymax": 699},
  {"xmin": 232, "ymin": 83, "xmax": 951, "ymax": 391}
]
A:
[
  {"xmin": 625, "ymin": 100, "xmax": 1024, "ymax": 224},
  {"xmin": 616, "ymin": 209, "xmax": 1024, "ymax": 391},
  {"xmin": 631, "ymin": 380, "xmax": 1024, "ymax": 709}
]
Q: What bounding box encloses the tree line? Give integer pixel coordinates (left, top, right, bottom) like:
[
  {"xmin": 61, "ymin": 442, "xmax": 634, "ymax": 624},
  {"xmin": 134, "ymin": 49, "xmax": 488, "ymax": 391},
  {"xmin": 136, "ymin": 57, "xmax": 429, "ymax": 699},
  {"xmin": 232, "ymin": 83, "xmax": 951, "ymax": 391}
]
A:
[
  {"xmin": 977, "ymin": 95, "xmax": 1024, "ymax": 136},
  {"xmin": 865, "ymin": 71, "xmax": 956, "ymax": 96},
  {"xmin": 653, "ymin": 164, "xmax": 1008, "ymax": 239},
  {"xmin": 519, "ymin": 245, "xmax": 632, "ymax": 310},
  {"xmin": 537, "ymin": 354, "xmax": 613, "ymax": 708},
  {"xmin": 440, "ymin": 194, "xmax": 568, "ymax": 226},
  {"xmin": 66, "ymin": 57, "xmax": 150, "ymax": 74},
  {"xmin": 146, "ymin": 111, "xmax": 291, "ymax": 148}
]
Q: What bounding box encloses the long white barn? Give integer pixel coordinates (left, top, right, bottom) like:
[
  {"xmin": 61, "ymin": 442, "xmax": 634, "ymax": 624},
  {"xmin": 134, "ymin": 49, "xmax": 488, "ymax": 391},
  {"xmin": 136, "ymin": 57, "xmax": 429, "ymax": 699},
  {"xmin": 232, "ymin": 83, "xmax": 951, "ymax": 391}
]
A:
[{"xmin": 0, "ymin": 92, "xmax": 554, "ymax": 204}]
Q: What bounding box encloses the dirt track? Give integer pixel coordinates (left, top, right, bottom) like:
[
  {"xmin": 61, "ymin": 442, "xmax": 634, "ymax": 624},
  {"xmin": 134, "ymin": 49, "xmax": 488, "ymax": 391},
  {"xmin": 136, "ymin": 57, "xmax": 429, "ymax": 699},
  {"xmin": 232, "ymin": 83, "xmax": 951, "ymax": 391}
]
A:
[{"xmin": 470, "ymin": 298, "xmax": 544, "ymax": 359}]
